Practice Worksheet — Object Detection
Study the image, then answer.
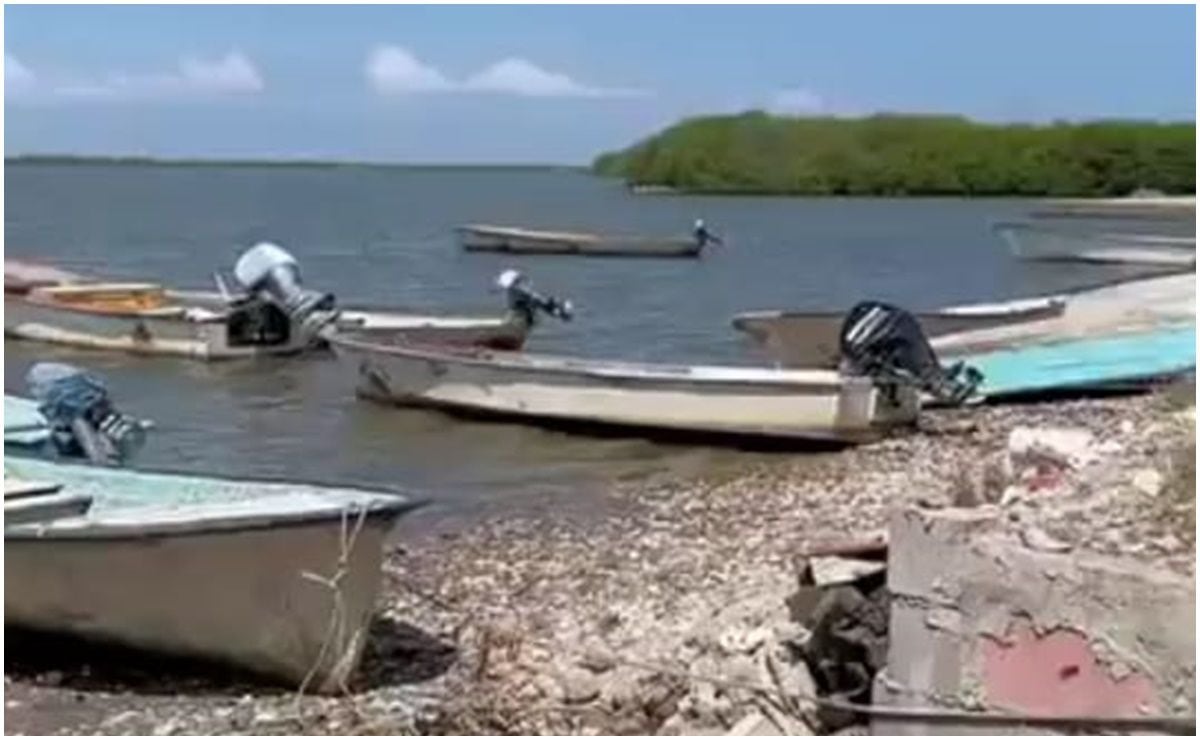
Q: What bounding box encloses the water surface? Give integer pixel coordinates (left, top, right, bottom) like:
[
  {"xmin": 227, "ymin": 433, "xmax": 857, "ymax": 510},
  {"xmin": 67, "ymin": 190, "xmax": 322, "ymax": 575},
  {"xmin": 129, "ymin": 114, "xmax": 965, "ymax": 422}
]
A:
[{"xmin": 4, "ymin": 164, "xmax": 1169, "ymax": 527}]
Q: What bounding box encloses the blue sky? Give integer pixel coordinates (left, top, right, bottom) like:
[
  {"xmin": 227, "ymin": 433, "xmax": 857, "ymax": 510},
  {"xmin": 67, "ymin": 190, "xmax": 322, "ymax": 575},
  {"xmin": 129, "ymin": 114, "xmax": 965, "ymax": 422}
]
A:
[{"xmin": 5, "ymin": 4, "xmax": 1196, "ymax": 163}]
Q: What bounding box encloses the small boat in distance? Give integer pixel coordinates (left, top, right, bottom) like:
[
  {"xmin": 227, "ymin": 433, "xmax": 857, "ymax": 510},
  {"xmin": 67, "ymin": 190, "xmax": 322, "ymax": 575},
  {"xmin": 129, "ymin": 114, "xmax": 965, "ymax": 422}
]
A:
[
  {"xmin": 1029, "ymin": 195, "xmax": 1196, "ymax": 221},
  {"xmin": 992, "ymin": 221, "xmax": 1196, "ymax": 267},
  {"xmin": 327, "ymin": 331, "xmax": 920, "ymax": 445},
  {"xmin": 4, "ymin": 455, "xmax": 421, "ymax": 693},
  {"xmin": 733, "ymin": 296, "xmax": 1068, "ymax": 369},
  {"xmin": 457, "ymin": 223, "xmax": 709, "ymax": 257}
]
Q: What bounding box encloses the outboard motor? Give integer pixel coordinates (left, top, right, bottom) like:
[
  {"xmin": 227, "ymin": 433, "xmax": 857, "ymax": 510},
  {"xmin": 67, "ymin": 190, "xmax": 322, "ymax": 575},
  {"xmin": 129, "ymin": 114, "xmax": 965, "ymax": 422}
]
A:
[
  {"xmin": 839, "ymin": 301, "xmax": 982, "ymax": 405},
  {"xmin": 233, "ymin": 242, "xmax": 338, "ymax": 344},
  {"xmin": 26, "ymin": 363, "xmax": 150, "ymax": 465},
  {"xmin": 496, "ymin": 269, "xmax": 573, "ymax": 326}
]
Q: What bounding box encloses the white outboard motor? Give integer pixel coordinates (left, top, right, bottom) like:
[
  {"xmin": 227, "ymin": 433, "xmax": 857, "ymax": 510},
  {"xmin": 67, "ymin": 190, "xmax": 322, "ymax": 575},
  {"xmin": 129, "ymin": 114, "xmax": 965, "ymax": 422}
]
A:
[
  {"xmin": 26, "ymin": 362, "xmax": 151, "ymax": 466},
  {"xmin": 496, "ymin": 269, "xmax": 573, "ymax": 325},
  {"xmin": 233, "ymin": 242, "xmax": 337, "ymax": 342}
]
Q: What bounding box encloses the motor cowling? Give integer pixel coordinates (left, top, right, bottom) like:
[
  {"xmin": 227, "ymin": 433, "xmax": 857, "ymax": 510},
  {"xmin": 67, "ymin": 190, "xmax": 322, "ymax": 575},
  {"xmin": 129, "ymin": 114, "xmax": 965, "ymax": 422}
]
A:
[
  {"xmin": 26, "ymin": 362, "xmax": 150, "ymax": 465},
  {"xmin": 233, "ymin": 242, "xmax": 337, "ymax": 343},
  {"xmin": 496, "ymin": 269, "xmax": 573, "ymax": 325},
  {"xmin": 839, "ymin": 301, "xmax": 981, "ymax": 405}
]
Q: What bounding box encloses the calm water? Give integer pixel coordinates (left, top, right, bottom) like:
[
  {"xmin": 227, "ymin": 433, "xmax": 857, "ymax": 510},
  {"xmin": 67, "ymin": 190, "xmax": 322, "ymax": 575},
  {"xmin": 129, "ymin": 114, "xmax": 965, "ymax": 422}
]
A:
[{"xmin": 3, "ymin": 164, "xmax": 1166, "ymax": 527}]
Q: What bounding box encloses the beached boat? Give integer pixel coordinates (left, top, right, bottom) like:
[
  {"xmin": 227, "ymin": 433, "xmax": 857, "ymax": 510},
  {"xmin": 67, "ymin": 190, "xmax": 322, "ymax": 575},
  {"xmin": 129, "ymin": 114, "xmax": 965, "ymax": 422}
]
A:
[
  {"xmin": 327, "ymin": 331, "xmax": 920, "ymax": 444},
  {"xmin": 992, "ymin": 221, "xmax": 1196, "ymax": 267},
  {"xmin": 963, "ymin": 323, "xmax": 1195, "ymax": 400},
  {"xmin": 738, "ymin": 272, "xmax": 1195, "ymax": 367},
  {"xmin": 457, "ymin": 224, "xmax": 705, "ymax": 257},
  {"xmin": 4, "ymin": 250, "xmax": 562, "ymax": 359},
  {"xmin": 4, "ymin": 456, "xmax": 421, "ymax": 692},
  {"xmin": 733, "ymin": 296, "xmax": 1067, "ymax": 369}
]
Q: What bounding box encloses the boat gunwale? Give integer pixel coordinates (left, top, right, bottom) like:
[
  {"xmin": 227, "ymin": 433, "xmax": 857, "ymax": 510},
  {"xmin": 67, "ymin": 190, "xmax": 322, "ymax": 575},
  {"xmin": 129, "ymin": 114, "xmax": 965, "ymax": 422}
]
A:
[
  {"xmin": 4, "ymin": 499, "xmax": 416, "ymax": 542},
  {"xmin": 328, "ymin": 331, "xmax": 861, "ymax": 388},
  {"xmin": 3, "ymin": 457, "xmax": 425, "ymax": 540}
]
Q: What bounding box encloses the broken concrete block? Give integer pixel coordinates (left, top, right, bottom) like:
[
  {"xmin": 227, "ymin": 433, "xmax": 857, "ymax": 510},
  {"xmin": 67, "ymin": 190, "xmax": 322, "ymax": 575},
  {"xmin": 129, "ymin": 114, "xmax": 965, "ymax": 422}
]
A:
[{"xmin": 1008, "ymin": 426, "xmax": 1099, "ymax": 471}]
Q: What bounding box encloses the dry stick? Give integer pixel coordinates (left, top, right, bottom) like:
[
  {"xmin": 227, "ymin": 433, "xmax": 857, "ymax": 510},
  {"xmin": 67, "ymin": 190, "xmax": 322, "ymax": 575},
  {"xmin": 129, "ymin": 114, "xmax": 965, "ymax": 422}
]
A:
[
  {"xmin": 295, "ymin": 504, "xmax": 371, "ymax": 703},
  {"xmin": 615, "ymin": 657, "xmax": 1197, "ymax": 734}
]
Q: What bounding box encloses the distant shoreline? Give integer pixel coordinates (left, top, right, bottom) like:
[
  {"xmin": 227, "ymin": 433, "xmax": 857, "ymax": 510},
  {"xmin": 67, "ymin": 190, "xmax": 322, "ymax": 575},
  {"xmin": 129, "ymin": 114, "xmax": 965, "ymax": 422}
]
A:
[{"xmin": 4, "ymin": 155, "xmax": 584, "ymax": 171}]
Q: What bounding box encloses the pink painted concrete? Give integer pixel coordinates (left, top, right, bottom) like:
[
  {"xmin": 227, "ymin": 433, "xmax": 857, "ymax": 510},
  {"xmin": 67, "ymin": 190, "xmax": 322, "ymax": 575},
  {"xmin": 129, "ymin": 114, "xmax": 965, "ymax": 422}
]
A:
[{"xmin": 982, "ymin": 620, "xmax": 1159, "ymax": 716}]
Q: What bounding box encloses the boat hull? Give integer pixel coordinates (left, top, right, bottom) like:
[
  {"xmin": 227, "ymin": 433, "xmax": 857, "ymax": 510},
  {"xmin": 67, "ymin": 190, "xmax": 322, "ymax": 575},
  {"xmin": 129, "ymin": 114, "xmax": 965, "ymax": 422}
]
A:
[
  {"xmin": 994, "ymin": 222, "xmax": 1196, "ymax": 266},
  {"xmin": 4, "ymin": 293, "xmax": 311, "ymax": 360},
  {"xmin": 329, "ymin": 334, "xmax": 917, "ymax": 443},
  {"xmin": 6, "ymin": 515, "xmax": 394, "ymax": 692},
  {"xmin": 457, "ymin": 224, "xmax": 702, "ymax": 257},
  {"xmin": 6, "ymin": 294, "xmax": 531, "ymax": 359},
  {"xmin": 4, "ymin": 458, "xmax": 418, "ymax": 693},
  {"xmin": 733, "ymin": 298, "xmax": 1067, "ymax": 369}
]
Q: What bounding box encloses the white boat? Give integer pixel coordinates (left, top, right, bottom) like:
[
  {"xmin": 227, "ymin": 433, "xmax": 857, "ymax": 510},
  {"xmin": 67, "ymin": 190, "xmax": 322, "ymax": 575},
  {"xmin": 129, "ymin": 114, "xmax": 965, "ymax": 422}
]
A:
[
  {"xmin": 4, "ymin": 261, "xmax": 548, "ymax": 360},
  {"xmin": 1029, "ymin": 195, "xmax": 1196, "ymax": 221},
  {"xmin": 327, "ymin": 332, "xmax": 919, "ymax": 444},
  {"xmin": 732, "ymin": 296, "xmax": 1067, "ymax": 369},
  {"xmin": 3, "ymin": 455, "xmax": 421, "ymax": 693},
  {"xmin": 457, "ymin": 224, "xmax": 705, "ymax": 257},
  {"xmin": 993, "ymin": 221, "xmax": 1196, "ymax": 267}
]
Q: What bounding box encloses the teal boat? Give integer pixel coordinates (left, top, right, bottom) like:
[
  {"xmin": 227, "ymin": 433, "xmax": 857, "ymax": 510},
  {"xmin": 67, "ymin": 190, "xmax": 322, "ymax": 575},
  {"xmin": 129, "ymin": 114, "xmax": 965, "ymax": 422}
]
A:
[
  {"xmin": 4, "ymin": 455, "xmax": 421, "ymax": 692},
  {"xmin": 963, "ymin": 324, "xmax": 1196, "ymax": 399}
]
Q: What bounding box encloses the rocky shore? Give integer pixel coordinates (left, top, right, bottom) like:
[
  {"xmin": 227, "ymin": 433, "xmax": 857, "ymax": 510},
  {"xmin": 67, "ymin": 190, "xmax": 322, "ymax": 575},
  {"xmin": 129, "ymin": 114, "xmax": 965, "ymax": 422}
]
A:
[{"xmin": 5, "ymin": 387, "xmax": 1195, "ymax": 735}]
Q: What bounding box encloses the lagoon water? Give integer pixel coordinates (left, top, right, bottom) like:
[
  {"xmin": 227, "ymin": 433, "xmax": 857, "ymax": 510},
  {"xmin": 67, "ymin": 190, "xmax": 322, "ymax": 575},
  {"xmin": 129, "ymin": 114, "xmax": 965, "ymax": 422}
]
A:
[{"xmin": 3, "ymin": 163, "xmax": 1169, "ymax": 528}]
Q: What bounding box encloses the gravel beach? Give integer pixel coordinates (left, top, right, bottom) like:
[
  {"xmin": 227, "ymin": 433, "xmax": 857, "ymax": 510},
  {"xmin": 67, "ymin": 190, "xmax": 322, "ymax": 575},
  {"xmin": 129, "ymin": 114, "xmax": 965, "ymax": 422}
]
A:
[{"xmin": 5, "ymin": 388, "xmax": 1195, "ymax": 736}]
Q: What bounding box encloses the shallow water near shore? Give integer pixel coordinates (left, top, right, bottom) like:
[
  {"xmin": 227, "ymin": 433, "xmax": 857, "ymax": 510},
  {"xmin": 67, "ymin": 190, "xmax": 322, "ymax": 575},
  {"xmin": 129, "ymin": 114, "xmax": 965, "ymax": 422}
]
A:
[{"xmin": 3, "ymin": 163, "xmax": 1177, "ymax": 528}]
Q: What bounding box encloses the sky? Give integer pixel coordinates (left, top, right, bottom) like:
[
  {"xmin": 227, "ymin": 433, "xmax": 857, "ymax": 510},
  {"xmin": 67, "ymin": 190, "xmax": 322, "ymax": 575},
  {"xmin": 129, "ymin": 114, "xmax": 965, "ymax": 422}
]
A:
[{"xmin": 4, "ymin": 4, "xmax": 1196, "ymax": 164}]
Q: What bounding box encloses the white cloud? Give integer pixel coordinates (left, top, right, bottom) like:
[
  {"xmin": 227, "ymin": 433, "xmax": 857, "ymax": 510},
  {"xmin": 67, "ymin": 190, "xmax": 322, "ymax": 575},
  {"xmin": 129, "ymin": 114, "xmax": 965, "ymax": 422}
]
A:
[
  {"xmin": 6, "ymin": 54, "xmax": 36, "ymax": 91},
  {"xmin": 768, "ymin": 87, "xmax": 827, "ymax": 115},
  {"xmin": 464, "ymin": 57, "xmax": 644, "ymax": 98},
  {"xmin": 179, "ymin": 52, "xmax": 264, "ymax": 94},
  {"xmin": 366, "ymin": 45, "xmax": 451, "ymax": 93},
  {"xmin": 7, "ymin": 51, "xmax": 265, "ymax": 102},
  {"xmin": 366, "ymin": 45, "xmax": 647, "ymax": 99}
]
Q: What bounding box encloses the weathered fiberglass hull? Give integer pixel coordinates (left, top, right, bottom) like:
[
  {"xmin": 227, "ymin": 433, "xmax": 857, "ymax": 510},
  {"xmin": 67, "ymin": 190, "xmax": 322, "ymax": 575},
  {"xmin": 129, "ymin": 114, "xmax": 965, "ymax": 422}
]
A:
[
  {"xmin": 993, "ymin": 221, "xmax": 1196, "ymax": 266},
  {"xmin": 457, "ymin": 224, "xmax": 703, "ymax": 257},
  {"xmin": 732, "ymin": 296, "xmax": 1067, "ymax": 369},
  {"xmin": 327, "ymin": 332, "xmax": 918, "ymax": 444},
  {"xmin": 5, "ymin": 287, "xmax": 531, "ymax": 360},
  {"xmin": 4, "ymin": 457, "xmax": 420, "ymax": 692}
]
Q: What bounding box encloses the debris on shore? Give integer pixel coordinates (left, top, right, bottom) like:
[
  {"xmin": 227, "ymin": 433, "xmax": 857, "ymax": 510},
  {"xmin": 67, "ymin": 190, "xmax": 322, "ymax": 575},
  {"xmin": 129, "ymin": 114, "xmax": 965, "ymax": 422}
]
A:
[{"xmin": 4, "ymin": 388, "xmax": 1195, "ymax": 735}]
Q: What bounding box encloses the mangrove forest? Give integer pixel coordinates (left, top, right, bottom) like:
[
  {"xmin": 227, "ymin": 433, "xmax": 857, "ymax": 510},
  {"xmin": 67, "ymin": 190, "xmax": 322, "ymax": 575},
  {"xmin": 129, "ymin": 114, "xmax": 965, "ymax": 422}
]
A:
[{"xmin": 593, "ymin": 112, "xmax": 1196, "ymax": 196}]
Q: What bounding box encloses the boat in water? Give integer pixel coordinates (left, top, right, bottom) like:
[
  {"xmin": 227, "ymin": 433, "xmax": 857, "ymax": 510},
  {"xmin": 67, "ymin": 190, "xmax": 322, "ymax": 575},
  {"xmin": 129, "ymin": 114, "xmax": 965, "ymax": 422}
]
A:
[
  {"xmin": 992, "ymin": 221, "xmax": 1196, "ymax": 267},
  {"xmin": 5, "ymin": 245, "xmax": 565, "ymax": 360},
  {"xmin": 4, "ymin": 455, "xmax": 420, "ymax": 693},
  {"xmin": 457, "ymin": 224, "xmax": 707, "ymax": 257},
  {"xmin": 327, "ymin": 333, "xmax": 928, "ymax": 445},
  {"xmin": 733, "ymin": 296, "xmax": 1068, "ymax": 369}
]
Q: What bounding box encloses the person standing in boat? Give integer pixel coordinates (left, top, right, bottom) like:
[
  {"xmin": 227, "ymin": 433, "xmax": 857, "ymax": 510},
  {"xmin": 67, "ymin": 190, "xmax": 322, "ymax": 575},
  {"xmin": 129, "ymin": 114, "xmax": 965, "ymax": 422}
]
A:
[{"xmin": 693, "ymin": 218, "xmax": 722, "ymax": 248}]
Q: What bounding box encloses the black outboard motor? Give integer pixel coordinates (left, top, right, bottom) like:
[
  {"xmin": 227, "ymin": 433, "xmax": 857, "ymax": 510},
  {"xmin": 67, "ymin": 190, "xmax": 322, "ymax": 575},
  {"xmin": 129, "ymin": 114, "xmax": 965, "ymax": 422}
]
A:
[
  {"xmin": 233, "ymin": 242, "xmax": 338, "ymax": 344},
  {"xmin": 26, "ymin": 362, "xmax": 150, "ymax": 465},
  {"xmin": 839, "ymin": 301, "xmax": 982, "ymax": 405},
  {"xmin": 496, "ymin": 269, "xmax": 573, "ymax": 326}
]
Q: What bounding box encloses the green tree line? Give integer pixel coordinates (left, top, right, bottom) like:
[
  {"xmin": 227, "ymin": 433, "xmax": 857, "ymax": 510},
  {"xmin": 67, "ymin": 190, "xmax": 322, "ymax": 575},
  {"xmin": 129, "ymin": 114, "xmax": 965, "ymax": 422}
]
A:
[{"xmin": 593, "ymin": 112, "xmax": 1195, "ymax": 196}]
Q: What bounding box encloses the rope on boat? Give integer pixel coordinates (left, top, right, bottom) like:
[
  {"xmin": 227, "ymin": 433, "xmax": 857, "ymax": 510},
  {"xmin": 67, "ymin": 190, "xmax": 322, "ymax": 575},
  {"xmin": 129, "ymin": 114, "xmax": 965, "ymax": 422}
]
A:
[{"xmin": 295, "ymin": 503, "xmax": 370, "ymax": 700}]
